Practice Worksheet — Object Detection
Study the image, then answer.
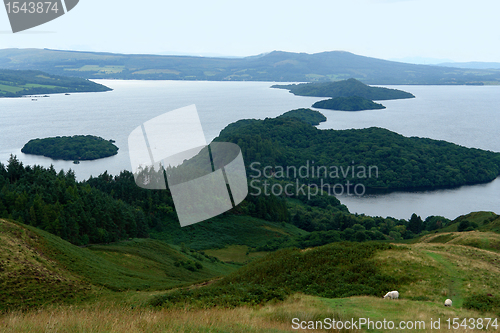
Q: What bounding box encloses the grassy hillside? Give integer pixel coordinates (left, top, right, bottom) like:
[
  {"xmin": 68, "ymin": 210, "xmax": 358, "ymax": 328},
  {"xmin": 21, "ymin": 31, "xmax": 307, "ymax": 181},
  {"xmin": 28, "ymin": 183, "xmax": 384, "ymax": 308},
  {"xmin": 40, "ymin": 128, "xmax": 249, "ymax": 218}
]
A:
[
  {"xmin": 1, "ymin": 48, "xmax": 500, "ymax": 84},
  {"xmin": 0, "ymin": 69, "xmax": 111, "ymax": 97},
  {"xmin": 2, "ymin": 219, "xmax": 500, "ymax": 331},
  {"xmin": 0, "ymin": 219, "xmax": 92, "ymax": 312},
  {"xmin": 151, "ymin": 234, "xmax": 500, "ymax": 318},
  {"xmin": 420, "ymin": 230, "xmax": 500, "ymax": 254},
  {"xmin": 150, "ymin": 215, "xmax": 308, "ymax": 251},
  {"xmin": 0, "ymin": 218, "xmax": 238, "ymax": 312}
]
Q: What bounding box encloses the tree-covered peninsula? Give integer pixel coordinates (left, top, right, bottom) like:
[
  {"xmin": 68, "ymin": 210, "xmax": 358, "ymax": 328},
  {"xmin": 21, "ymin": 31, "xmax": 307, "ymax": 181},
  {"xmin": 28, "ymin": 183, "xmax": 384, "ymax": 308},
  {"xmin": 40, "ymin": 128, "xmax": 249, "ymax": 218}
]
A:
[
  {"xmin": 272, "ymin": 78, "xmax": 415, "ymax": 100},
  {"xmin": 215, "ymin": 109, "xmax": 500, "ymax": 190},
  {"xmin": 0, "ymin": 69, "xmax": 111, "ymax": 97},
  {"xmin": 21, "ymin": 135, "xmax": 118, "ymax": 161},
  {"xmin": 312, "ymin": 96, "xmax": 386, "ymax": 111}
]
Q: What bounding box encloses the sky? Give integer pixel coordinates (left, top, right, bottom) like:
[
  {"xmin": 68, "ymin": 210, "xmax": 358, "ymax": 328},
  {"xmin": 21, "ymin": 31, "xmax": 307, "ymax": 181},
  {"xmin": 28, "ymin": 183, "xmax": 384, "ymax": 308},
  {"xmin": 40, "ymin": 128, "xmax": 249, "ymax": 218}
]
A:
[{"xmin": 1, "ymin": 0, "xmax": 500, "ymax": 62}]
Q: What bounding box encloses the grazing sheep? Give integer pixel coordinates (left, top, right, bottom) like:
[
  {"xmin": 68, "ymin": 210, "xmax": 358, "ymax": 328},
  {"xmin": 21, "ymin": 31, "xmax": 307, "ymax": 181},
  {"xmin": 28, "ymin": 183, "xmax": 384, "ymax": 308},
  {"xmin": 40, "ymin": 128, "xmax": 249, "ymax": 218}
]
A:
[
  {"xmin": 383, "ymin": 291, "xmax": 399, "ymax": 299},
  {"xmin": 444, "ymin": 299, "xmax": 452, "ymax": 307}
]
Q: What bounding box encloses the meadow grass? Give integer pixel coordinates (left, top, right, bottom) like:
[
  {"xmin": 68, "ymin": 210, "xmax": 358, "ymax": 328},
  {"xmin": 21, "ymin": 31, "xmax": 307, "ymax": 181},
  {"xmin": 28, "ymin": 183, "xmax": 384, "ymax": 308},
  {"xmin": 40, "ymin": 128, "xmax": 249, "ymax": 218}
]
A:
[
  {"xmin": 321, "ymin": 295, "xmax": 499, "ymax": 332},
  {"xmin": 3, "ymin": 217, "xmax": 500, "ymax": 331},
  {"xmin": 0, "ymin": 84, "xmax": 24, "ymax": 93},
  {"xmin": 65, "ymin": 65, "xmax": 125, "ymax": 73},
  {"xmin": 421, "ymin": 230, "xmax": 500, "ymax": 253},
  {"xmin": 204, "ymin": 245, "xmax": 268, "ymax": 263},
  {"xmin": 372, "ymin": 241, "xmax": 500, "ymax": 309},
  {"xmin": 0, "ymin": 295, "xmax": 348, "ymax": 333},
  {"xmin": 2, "ymin": 293, "xmax": 498, "ymax": 332}
]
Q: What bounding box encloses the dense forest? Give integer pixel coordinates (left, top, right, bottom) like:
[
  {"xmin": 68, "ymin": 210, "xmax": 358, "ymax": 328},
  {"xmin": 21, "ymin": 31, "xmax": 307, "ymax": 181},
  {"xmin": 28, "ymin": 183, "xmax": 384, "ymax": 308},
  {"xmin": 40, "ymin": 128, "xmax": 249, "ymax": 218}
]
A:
[
  {"xmin": 272, "ymin": 78, "xmax": 415, "ymax": 100},
  {"xmin": 0, "ymin": 156, "xmax": 290, "ymax": 246},
  {"xmin": 0, "ymin": 155, "xmax": 454, "ymax": 247},
  {"xmin": 21, "ymin": 135, "xmax": 119, "ymax": 161},
  {"xmin": 0, "ymin": 69, "xmax": 111, "ymax": 97},
  {"xmin": 312, "ymin": 96, "xmax": 386, "ymax": 111},
  {"xmin": 215, "ymin": 109, "xmax": 500, "ymax": 190},
  {"xmin": 2, "ymin": 110, "xmax": 495, "ymax": 249},
  {"xmin": 277, "ymin": 108, "xmax": 327, "ymax": 125}
]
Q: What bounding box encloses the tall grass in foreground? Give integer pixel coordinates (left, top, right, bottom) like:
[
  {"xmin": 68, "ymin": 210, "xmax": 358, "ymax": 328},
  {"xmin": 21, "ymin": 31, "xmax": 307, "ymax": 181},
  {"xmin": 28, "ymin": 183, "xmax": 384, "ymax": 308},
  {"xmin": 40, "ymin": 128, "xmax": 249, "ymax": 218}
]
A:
[
  {"xmin": 2, "ymin": 294, "xmax": 498, "ymax": 333},
  {"xmin": 0, "ymin": 296, "xmax": 358, "ymax": 333}
]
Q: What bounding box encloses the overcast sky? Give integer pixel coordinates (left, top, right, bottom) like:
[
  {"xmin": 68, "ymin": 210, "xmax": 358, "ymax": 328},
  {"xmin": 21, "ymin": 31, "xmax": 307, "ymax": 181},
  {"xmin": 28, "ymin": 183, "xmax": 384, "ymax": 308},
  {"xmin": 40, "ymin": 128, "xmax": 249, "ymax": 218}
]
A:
[{"xmin": 1, "ymin": 0, "xmax": 499, "ymax": 62}]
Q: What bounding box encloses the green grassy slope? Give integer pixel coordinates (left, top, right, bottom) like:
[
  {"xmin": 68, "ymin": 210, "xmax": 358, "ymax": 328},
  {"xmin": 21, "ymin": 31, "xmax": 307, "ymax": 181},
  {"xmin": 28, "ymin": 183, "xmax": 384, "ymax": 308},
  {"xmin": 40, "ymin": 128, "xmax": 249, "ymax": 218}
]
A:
[
  {"xmin": 150, "ymin": 215, "xmax": 308, "ymax": 251},
  {"xmin": 0, "ymin": 219, "xmax": 92, "ymax": 312},
  {"xmin": 3, "ymin": 216, "xmax": 500, "ymax": 330},
  {"xmin": 0, "ymin": 218, "xmax": 238, "ymax": 312},
  {"xmin": 152, "ymin": 233, "xmax": 500, "ymax": 318}
]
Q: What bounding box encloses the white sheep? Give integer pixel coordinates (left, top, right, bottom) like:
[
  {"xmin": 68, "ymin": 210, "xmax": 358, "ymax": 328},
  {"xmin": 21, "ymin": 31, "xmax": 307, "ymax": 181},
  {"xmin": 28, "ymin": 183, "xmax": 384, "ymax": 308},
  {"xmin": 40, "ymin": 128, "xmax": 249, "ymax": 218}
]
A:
[
  {"xmin": 444, "ymin": 299, "xmax": 452, "ymax": 307},
  {"xmin": 383, "ymin": 291, "xmax": 399, "ymax": 299}
]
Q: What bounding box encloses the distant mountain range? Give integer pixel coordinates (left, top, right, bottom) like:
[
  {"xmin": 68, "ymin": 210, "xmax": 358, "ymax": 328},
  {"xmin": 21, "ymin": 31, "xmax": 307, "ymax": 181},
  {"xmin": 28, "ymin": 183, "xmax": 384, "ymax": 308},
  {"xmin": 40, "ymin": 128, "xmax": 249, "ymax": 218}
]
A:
[{"xmin": 0, "ymin": 48, "xmax": 499, "ymax": 84}]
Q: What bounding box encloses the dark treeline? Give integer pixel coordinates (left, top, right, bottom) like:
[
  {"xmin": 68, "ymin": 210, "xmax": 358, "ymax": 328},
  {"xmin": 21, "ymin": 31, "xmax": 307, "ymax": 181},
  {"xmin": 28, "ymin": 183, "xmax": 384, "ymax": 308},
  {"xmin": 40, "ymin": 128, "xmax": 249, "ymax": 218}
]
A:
[
  {"xmin": 312, "ymin": 96, "xmax": 386, "ymax": 111},
  {"xmin": 0, "ymin": 154, "xmax": 460, "ymax": 248},
  {"xmin": 0, "ymin": 156, "xmax": 148, "ymax": 245},
  {"xmin": 0, "ymin": 156, "xmax": 289, "ymax": 246},
  {"xmin": 257, "ymin": 189, "xmax": 451, "ymax": 251},
  {"xmin": 277, "ymin": 108, "xmax": 327, "ymax": 125}
]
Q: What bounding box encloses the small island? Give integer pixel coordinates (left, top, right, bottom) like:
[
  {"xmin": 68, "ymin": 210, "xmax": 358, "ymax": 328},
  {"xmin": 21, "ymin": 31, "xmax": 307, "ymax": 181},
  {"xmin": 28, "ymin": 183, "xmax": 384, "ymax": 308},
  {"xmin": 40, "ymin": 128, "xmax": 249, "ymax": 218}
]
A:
[
  {"xmin": 277, "ymin": 108, "xmax": 327, "ymax": 125},
  {"xmin": 312, "ymin": 96, "xmax": 386, "ymax": 111},
  {"xmin": 272, "ymin": 78, "xmax": 415, "ymax": 100},
  {"xmin": 21, "ymin": 135, "xmax": 119, "ymax": 161}
]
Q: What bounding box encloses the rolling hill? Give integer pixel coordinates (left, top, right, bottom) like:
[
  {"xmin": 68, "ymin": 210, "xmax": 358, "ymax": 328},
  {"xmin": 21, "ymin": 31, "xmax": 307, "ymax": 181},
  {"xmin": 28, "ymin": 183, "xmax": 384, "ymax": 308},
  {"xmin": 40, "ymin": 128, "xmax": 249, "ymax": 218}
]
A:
[
  {"xmin": 0, "ymin": 218, "xmax": 237, "ymax": 312},
  {"xmin": 2, "ymin": 214, "xmax": 500, "ymax": 331},
  {"xmin": 1, "ymin": 48, "xmax": 500, "ymax": 84},
  {"xmin": 149, "ymin": 231, "xmax": 500, "ymax": 330},
  {"xmin": 0, "ymin": 69, "xmax": 111, "ymax": 97}
]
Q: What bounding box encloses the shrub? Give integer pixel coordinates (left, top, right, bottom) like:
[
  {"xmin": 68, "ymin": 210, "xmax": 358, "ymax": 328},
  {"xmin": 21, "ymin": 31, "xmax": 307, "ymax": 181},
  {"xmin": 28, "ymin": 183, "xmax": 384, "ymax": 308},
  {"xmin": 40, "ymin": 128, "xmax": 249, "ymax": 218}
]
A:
[{"xmin": 463, "ymin": 294, "xmax": 500, "ymax": 313}]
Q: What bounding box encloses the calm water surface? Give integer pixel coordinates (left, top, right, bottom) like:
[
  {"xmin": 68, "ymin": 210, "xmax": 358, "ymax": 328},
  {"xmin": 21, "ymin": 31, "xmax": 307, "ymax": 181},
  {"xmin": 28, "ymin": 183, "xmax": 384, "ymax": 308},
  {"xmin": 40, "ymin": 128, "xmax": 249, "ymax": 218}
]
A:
[{"xmin": 1, "ymin": 81, "xmax": 499, "ymax": 220}]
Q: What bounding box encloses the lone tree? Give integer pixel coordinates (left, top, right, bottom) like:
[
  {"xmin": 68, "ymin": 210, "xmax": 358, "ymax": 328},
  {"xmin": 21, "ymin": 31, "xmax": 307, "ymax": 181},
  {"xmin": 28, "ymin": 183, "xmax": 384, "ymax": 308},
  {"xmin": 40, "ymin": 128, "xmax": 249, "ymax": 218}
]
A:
[{"xmin": 408, "ymin": 213, "xmax": 423, "ymax": 234}]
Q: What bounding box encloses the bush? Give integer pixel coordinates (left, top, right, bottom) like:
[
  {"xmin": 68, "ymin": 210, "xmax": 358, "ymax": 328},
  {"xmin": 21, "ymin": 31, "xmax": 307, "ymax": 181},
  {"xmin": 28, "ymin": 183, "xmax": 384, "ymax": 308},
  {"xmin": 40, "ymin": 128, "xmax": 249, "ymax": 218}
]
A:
[
  {"xmin": 173, "ymin": 260, "xmax": 202, "ymax": 271},
  {"xmin": 150, "ymin": 283, "xmax": 288, "ymax": 309},
  {"xmin": 463, "ymin": 294, "xmax": 500, "ymax": 313}
]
